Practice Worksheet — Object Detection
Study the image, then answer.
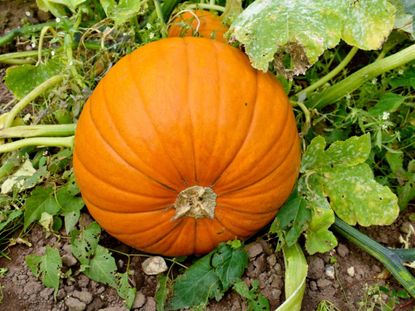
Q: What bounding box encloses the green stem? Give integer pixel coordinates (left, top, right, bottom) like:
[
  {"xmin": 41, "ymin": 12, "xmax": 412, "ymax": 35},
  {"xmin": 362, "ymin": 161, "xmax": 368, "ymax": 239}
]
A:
[
  {"xmin": 146, "ymin": 0, "xmax": 181, "ymax": 25},
  {"xmin": 296, "ymin": 47, "xmax": 358, "ymax": 98},
  {"xmin": 153, "ymin": 0, "xmax": 168, "ymax": 37},
  {"xmin": 0, "ymin": 21, "xmax": 60, "ymax": 47},
  {"xmin": 0, "ymin": 50, "xmax": 49, "ymax": 63},
  {"xmin": 0, "ymin": 124, "xmax": 76, "ymax": 138},
  {"xmin": 186, "ymin": 3, "xmax": 225, "ymax": 12},
  {"xmin": 393, "ymin": 248, "xmax": 415, "ymax": 262},
  {"xmin": 309, "ymin": 43, "xmax": 415, "ymax": 109},
  {"xmin": 332, "ymin": 218, "xmax": 415, "ymax": 298},
  {"xmin": 0, "ymin": 136, "xmax": 74, "ymax": 153},
  {"xmin": 4, "ymin": 75, "xmax": 66, "ymax": 129}
]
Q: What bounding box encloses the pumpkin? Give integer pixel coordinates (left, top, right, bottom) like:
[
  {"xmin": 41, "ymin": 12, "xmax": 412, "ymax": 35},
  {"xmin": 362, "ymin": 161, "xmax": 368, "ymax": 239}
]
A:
[
  {"xmin": 73, "ymin": 37, "xmax": 301, "ymax": 256},
  {"xmin": 168, "ymin": 10, "xmax": 228, "ymax": 43}
]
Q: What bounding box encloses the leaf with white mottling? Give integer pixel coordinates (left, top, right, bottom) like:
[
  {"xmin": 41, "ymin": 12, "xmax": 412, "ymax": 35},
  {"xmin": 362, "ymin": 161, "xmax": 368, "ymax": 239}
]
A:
[
  {"xmin": 229, "ymin": 0, "xmax": 396, "ymax": 74},
  {"xmin": 323, "ymin": 164, "xmax": 399, "ymax": 226}
]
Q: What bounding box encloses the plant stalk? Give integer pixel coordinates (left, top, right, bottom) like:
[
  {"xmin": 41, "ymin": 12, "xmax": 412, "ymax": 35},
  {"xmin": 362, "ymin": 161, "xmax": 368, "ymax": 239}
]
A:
[
  {"xmin": 0, "ymin": 124, "xmax": 76, "ymax": 138},
  {"xmin": 186, "ymin": 3, "xmax": 226, "ymax": 12},
  {"xmin": 332, "ymin": 217, "xmax": 415, "ymax": 298},
  {"xmin": 0, "ymin": 136, "xmax": 74, "ymax": 153},
  {"xmin": 3, "ymin": 74, "xmax": 66, "ymax": 129},
  {"xmin": 296, "ymin": 47, "xmax": 358, "ymax": 98},
  {"xmin": 153, "ymin": 0, "xmax": 168, "ymax": 37},
  {"xmin": 309, "ymin": 43, "xmax": 415, "ymax": 109},
  {"xmin": 0, "ymin": 21, "xmax": 60, "ymax": 47}
]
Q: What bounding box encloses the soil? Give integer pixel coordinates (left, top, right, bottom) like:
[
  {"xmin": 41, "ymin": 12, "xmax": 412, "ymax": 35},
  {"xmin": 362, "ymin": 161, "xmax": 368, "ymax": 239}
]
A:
[{"xmin": 1, "ymin": 1, "xmax": 415, "ymax": 311}]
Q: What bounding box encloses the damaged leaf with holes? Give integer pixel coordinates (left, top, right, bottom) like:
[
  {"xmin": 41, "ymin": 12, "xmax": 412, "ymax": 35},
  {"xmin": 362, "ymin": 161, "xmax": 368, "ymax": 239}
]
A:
[
  {"xmin": 228, "ymin": 0, "xmax": 395, "ymax": 75},
  {"xmin": 301, "ymin": 134, "xmax": 399, "ymax": 227}
]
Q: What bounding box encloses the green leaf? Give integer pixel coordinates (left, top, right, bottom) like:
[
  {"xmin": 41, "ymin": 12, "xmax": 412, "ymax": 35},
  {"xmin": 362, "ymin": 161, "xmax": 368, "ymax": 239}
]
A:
[
  {"xmin": 233, "ymin": 280, "xmax": 270, "ymax": 310},
  {"xmin": 24, "ymin": 186, "xmax": 60, "ymax": 230},
  {"xmin": 342, "ymin": 0, "xmax": 396, "ymax": 50},
  {"xmin": 70, "ymin": 222, "xmax": 101, "ymax": 267},
  {"xmin": 390, "ymin": 0, "xmax": 415, "ymax": 38},
  {"xmin": 276, "ymin": 243, "xmax": 307, "ymax": 311},
  {"xmin": 48, "ymin": 0, "xmax": 86, "ymax": 12},
  {"xmin": 271, "ymin": 191, "xmax": 311, "ymax": 248},
  {"xmin": 368, "ymin": 93, "xmax": 406, "ymax": 116},
  {"xmin": 155, "ymin": 274, "xmax": 169, "ymax": 311},
  {"xmin": 116, "ymin": 272, "xmax": 136, "ymax": 308},
  {"xmin": 323, "ymin": 164, "xmax": 399, "ymax": 226},
  {"xmin": 304, "ymin": 190, "xmax": 337, "ymax": 255},
  {"xmin": 56, "ymin": 183, "xmax": 84, "ymax": 233},
  {"xmin": 169, "ymin": 243, "xmax": 248, "ymax": 309},
  {"xmin": 100, "ymin": 0, "xmax": 146, "ymax": 25},
  {"xmin": 5, "ymin": 58, "xmax": 64, "ymax": 99},
  {"xmin": 211, "ymin": 243, "xmax": 248, "ymax": 290},
  {"xmin": 0, "ymin": 209, "xmax": 22, "ymax": 232},
  {"xmin": 37, "ymin": 0, "xmax": 67, "ymax": 16},
  {"xmin": 229, "ymin": 0, "xmax": 395, "ymax": 74},
  {"xmin": 84, "ymin": 245, "xmax": 117, "ymax": 287},
  {"xmin": 221, "ymin": 0, "xmax": 243, "ymax": 26},
  {"xmin": 324, "ymin": 134, "xmax": 371, "ymax": 167},
  {"xmin": 25, "ymin": 246, "xmax": 62, "ymax": 295}
]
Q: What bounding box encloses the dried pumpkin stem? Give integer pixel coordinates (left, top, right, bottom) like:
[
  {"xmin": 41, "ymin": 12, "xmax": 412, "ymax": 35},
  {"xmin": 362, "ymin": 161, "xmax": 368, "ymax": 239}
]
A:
[{"xmin": 173, "ymin": 186, "xmax": 217, "ymax": 220}]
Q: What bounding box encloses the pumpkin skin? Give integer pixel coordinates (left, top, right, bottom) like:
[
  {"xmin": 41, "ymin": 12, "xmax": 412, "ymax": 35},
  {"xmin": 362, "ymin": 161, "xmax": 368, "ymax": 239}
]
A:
[
  {"xmin": 168, "ymin": 10, "xmax": 228, "ymax": 43},
  {"xmin": 73, "ymin": 37, "xmax": 301, "ymax": 256}
]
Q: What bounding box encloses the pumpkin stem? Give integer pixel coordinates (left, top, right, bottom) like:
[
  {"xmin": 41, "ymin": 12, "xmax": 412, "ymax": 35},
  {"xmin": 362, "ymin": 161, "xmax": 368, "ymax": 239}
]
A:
[{"xmin": 173, "ymin": 186, "xmax": 217, "ymax": 220}]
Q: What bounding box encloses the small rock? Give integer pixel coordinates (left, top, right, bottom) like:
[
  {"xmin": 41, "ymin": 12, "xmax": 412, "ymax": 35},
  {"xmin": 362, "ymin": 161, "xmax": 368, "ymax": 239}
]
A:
[
  {"xmin": 270, "ymin": 275, "xmax": 283, "ymax": 289},
  {"xmin": 98, "ymin": 307, "xmax": 128, "ymax": 311},
  {"xmin": 337, "ymin": 244, "xmax": 349, "ymax": 257},
  {"xmin": 78, "ymin": 275, "xmax": 90, "ymax": 288},
  {"xmin": 347, "ymin": 266, "xmax": 355, "ymax": 277},
  {"xmin": 62, "ymin": 254, "xmax": 78, "ymax": 267},
  {"xmin": 309, "ymin": 281, "xmax": 318, "ymax": 291},
  {"xmin": 133, "ymin": 291, "xmax": 146, "ymax": 309},
  {"xmin": 274, "ymin": 263, "xmax": 282, "ymax": 274},
  {"xmin": 267, "ymin": 254, "xmax": 277, "ymax": 268},
  {"xmin": 143, "ymin": 297, "xmax": 156, "ymax": 311},
  {"xmin": 18, "ymin": 274, "xmax": 28, "ymax": 280},
  {"xmin": 372, "ymin": 264, "xmax": 382, "ymax": 273},
  {"xmin": 253, "ymin": 254, "xmax": 266, "ymax": 274},
  {"xmin": 246, "ymin": 243, "xmax": 263, "ymax": 259},
  {"xmin": 57, "ymin": 288, "xmax": 66, "ymax": 300},
  {"xmin": 65, "ymin": 297, "xmax": 86, "ymax": 311},
  {"xmin": 24, "ymin": 281, "xmax": 43, "ymax": 295},
  {"xmin": 40, "ymin": 287, "xmax": 54, "ymax": 299},
  {"xmin": 64, "ymin": 285, "xmax": 75, "ymax": 293},
  {"xmin": 117, "ymin": 259, "xmax": 124, "ymax": 269},
  {"xmin": 62, "ymin": 244, "xmax": 72, "ymax": 254},
  {"xmin": 142, "ymin": 256, "xmax": 168, "ymax": 275},
  {"xmin": 325, "ymin": 265, "xmax": 335, "ymax": 280},
  {"xmin": 87, "ymin": 297, "xmax": 104, "ymax": 311},
  {"xmin": 72, "ymin": 290, "xmax": 93, "ymax": 304},
  {"xmin": 308, "ymin": 257, "xmax": 325, "ymax": 279},
  {"xmin": 317, "ymin": 278, "xmax": 332, "ymax": 289},
  {"xmin": 96, "ymin": 286, "xmax": 105, "ymax": 294},
  {"xmin": 258, "ymin": 272, "xmax": 268, "ymax": 289}
]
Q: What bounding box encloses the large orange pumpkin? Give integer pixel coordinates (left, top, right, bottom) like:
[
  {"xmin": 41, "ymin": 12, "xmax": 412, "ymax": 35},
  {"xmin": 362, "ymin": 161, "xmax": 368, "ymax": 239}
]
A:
[
  {"xmin": 168, "ymin": 10, "xmax": 228, "ymax": 43},
  {"xmin": 73, "ymin": 37, "xmax": 301, "ymax": 256}
]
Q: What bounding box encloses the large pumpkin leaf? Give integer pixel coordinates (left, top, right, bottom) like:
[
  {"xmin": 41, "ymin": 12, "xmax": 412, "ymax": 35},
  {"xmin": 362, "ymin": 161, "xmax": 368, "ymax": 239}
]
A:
[
  {"xmin": 390, "ymin": 0, "xmax": 415, "ymax": 38},
  {"xmin": 169, "ymin": 243, "xmax": 248, "ymax": 309},
  {"xmin": 100, "ymin": 0, "xmax": 146, "ymax": 25},
  {"xmin": 301, "ymin": 134, "xmax": 399, "ymax": 228},
  {"xmin": 229, "ymin": 0, "xmax": 396, "ymax": 74}
]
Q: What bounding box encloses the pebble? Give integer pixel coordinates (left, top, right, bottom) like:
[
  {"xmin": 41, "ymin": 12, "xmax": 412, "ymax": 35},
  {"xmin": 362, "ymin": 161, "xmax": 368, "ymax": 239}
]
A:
[
  {"xmin": 65, "ymin": 297, "xmax": 86, "ymax": 311},
  {"xmin": 267, "ymin": 254, "xmax": 277, "ymax": 268},
  {"xmin": 142, "ymin": 256, "xmax": 168, "ymax": 275},
  {"xmin": 133, "ymin": 291, "xmax": 146, "ymax": 309},
  {"xmin": 62, "ymin": 254, "xmax": 78, "ymax": 267},
  {"xmin": 337, "ymin": 244, "xmax": 349, "ymax": 257},
  {"xmin": 325, "ymin": 265, "xmax": 335, "ymax": 280},
  {"xmin": 143, "ymin": 297, "xmax": 156, "ymax": 311},
  {"xmin": 372, "ymin": 264, "xmax": 382, "ymax": 273},
  {"xmin": 317, "ymin": 278, "xmax": 332, "ymax": 289},
  {"xmin": 309, "ymin": 281, "xmax": 318, "ymax": 291},
  {"xmin": 39, "ymin": 287, "xmax": 54, "ymax": 299},
  {"xmin": 308, "ymin": 257, "xmax": 325, "ymax": 279},
  {"xmin": 347, "ymin": 266, "xmax": 355, "ymax": 277},
  {"xmin": 246, "ymin": 242, "xmax": 263, "ymax": 258},
  {"xmin": 78, "ymin": 275, "xmax": 90, "ymax": 288},
  {"xmin": 87, "ymin": 297, "xmax": 104, "ymax": 311},
  {"xmin": 72, "ymin": 290, "xmax": 93, "ymax": 304}
]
